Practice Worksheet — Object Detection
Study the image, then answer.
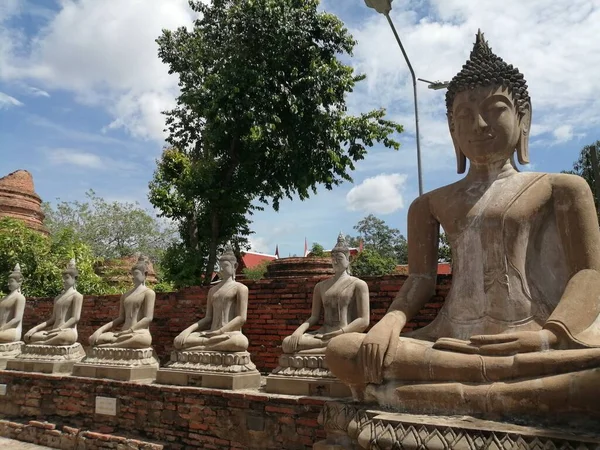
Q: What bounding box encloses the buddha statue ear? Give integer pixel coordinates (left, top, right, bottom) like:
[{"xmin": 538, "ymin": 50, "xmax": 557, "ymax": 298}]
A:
[
  {"xmin": 448, "ymin": 115, "xmax": 467, "ymax": 174},
  {"xmin": 516, "ymin": 102, "xmax": 532, "ymax": 165}
]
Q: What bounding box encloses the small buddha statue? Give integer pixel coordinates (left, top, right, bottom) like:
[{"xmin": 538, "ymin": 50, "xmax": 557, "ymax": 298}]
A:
[
  {"xmin": 326, "ymin": 31, "xmax": 600, "ymax": 417},
  {"xmin": 173, "ymin": 247, "xmax": 249, "ymax": 352},
  {"xmin": 0, "ymin": 264, "xmax": 26, "ymax": 344},
  {"xmin": 281, "ymin": 233, "xmax": 370, "ymax": 354},
  {"xmin": 24, "ymin": 259, "xmax": 83, "ymax": 346},
  {"xmin": 89, "ymin": 256, "xmax": 156, "ymax": 349}
]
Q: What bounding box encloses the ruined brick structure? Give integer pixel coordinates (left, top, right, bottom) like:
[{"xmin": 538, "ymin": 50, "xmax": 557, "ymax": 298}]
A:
[{"xmin": 0, "ymin": 170, "xmax": 48, "ymax": 235}]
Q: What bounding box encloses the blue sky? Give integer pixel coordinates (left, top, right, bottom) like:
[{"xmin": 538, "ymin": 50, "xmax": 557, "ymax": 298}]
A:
[{"xmin": 1, "ymin": 0, "xmax": 599, "ymax": 257}]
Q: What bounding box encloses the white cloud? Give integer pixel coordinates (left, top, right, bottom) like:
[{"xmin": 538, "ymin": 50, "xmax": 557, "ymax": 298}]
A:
[
  {"xmin": 0, "ymin": 91, "xmax": 22, "ymax": 108},
  {"xmin": 553, "ymin": 125, "xmax": 574, "ymax": 144},
  {"xmin": 346, "ymin": 173, "xmax": 408, "ymax": 214},
  {"xmin": 45, "ymin": 148, "xmax": 137, "ymax": 171},
  {"xmin": 248, "ymin": 236, "xmax": 271, "ymax": 254},
  {"xmin": 1, "ymin": 0, "xmax": 196, "ymax": 142},
  {"xmin": 27, "ymin": 86, "xmax": 50, "ymax": 97}
]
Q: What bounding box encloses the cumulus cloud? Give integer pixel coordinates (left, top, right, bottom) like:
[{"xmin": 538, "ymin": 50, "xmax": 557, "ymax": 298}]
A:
[
  {"xmin": 346, "ymin": 173, "xmax": 408, "ymax": 214},
  {"xmin": 45, "ymin": 148, "xmax": 137, "ymax": 171},
  {"xmin": 1, "ymin": 0, "xmax": 196, "ymax": 142},
  {"xmin": 553, "ymin": 125, "xmax": 574, "ymax": 144},
  {"xmin": 0, "ymin": 91, "xmax": 22, "ymax": 108},
  {"xmin": 248, "ymin": 237, "xmax": 272, "ymax": 254},
  {"xmin": 27, "ymin": 86, "xmax": 50, "ymax": 97}
]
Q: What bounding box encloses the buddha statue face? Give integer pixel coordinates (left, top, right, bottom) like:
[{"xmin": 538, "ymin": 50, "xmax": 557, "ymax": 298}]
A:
[
  {"xmin": 451, "ymin": 85, "xmax": 523, "ymax": 166},
  {"xmin": 331, "ymin": 251, "xmax": 350, "ymax": 273},
  {"xmin": 218, "ymin": 258, "xmax": 237, "ymax": 279},
  {"xmin": 446, "ymin": 30, "xmax": 531, "ymax": 173},
  {"xmin": 62, "ymin": 273, "xmax": 75, "ymax": 290},
  {"xmin": 7, "ymin": 276, "xmax": 21, "ymax": 292},
  {"xmin": 131, "ymin": 268, "xmax": 146, "ymax": 285}
]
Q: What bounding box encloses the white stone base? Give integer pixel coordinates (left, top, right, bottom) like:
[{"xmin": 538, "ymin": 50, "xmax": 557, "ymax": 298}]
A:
[
  {"xmin": 0, "ymin": 341, "xmax": 23, "ymax": 369},
  {"xmin": 6, "ymin": 343, "xmax": 85, "ymax": 374},
  {"xmin": 72, "ymin": 347, "xmax": 159, "ymax": 382},
  {"xmin": 156, "ymin": 350, "xmax": 260, "ymax": 389}
]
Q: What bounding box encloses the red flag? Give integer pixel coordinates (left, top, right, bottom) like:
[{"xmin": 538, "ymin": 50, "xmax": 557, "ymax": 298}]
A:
[
  {"xmin": 304, "ymin": 237, "xmax": 309, "ymax": 257},
  {"xmin": 275, "ymin": 245, "xmax": 279, "ymax": 259},
  {"xmin": 359, "ymin": 238, "xmax": 364, "ymax": 252}
]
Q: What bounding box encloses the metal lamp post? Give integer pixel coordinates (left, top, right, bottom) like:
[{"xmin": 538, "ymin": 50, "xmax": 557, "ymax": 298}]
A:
[{"xmin": 365, "ymin": 0, "xmax": 424, "ymax": 195}]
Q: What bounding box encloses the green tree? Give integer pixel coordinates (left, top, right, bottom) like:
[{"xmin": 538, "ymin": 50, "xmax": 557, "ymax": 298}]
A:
[
  {"xmin": 242, "ymin": 259, "xmax": 271, "ymax": 280},
  {"xmin": 151, "ymin": 0, "xmax": 403, "ymax": 285},
  {"xmin": 438, "ymin": 231, "xmax": 452, "ymax": 263},
  {"xmin": 43, "ymin": 190, "xmax": 177, "ymax": 262},
  {"xmin": 347, "ymin": 214, "xmax": 407, "ymax": 264},
  {"xmin": 563, "ymin": 140, "xmax": 600, "ymax": 219},
  {"xmin": 309, "ymin": 242, "xmax": 326, "ymax": 257},
  {"xmin": 0, "ymin": 218, "xmax": 112, "ymax": 297},
  {"xmin": 351, "ymin": 248, "xmax": 397, "ymax": 277}
]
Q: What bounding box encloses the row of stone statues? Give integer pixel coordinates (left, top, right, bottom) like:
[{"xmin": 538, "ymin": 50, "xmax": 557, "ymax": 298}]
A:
[
  {"xmin": 0, "ymin": 237, "xmax": 366, "ymax": 392},
  {"xmin": 3, "ymin": 31, "xmax": 600, "ymax": 419}
]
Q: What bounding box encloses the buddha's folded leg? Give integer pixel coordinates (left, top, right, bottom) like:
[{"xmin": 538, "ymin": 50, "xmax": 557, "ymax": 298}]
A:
[
  {"xmin": 383, "ymin": 368, "xmax": 600, "ymax": 418},
  {"xmin": 0, "ymin": 329, "xmax": 19, "ymax": 343},
  {"xmin": 94, "ymin": 332, "xmax": 117, "ymax": 346},
  {"xmin": 31, "ymin": 328, "xmax": 77, "ymax": 346},
  {"xmin": 282, "ymin": 333, "xmax": 327, "ymax": 354},
  {"xmin": 97, "ymin": 330, "xmax": 151, "ymax": 349}
]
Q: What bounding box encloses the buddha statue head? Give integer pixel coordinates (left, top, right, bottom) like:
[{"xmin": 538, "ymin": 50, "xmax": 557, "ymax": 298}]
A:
[
  {"xmin": 131, "ymin": 255, "xmax": 149, "ymax": 285},
  {"xmin": 446, "ymin": 30, "xmax": 531, "ymax": 173},
  {"xmin": 7, "ymin": 263, "xmax": 23, "ymax": 293},
  {"xmin": 61, "ymin": 258, "xmax": 78, "ymax": 290},
  {"xmin": 218, "ymin": 245, "xmax": 238, "ymax": 280},
  {"xmin": 331, "ymin": 232, "xmax": 351, "ymax": 275}
]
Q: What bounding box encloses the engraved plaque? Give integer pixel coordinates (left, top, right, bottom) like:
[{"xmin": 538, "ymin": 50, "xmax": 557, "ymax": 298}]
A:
[
  {"xmin": 0, "ymin": 384, "xmax": 6, "ymax": 395},
  {"xmin": 95, "ymin": 396, "xmax": 117, "ymax": 416},
  {"xmin": 188, "ymin": 375, "xmax": 203, "ymax": 387}
]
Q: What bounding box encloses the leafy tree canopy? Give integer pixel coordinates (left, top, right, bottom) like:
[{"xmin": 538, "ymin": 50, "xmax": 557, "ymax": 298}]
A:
[
  {"xmin": 150, "ymin": 0, "xmax": 403, "ymax": 285},
  {"xmin": 351, "ymin": 248, "xmax": 397, "ymax": 277},
  {"xmin": 346, "ymin": 214, "xmax": 407, "ymax": 264},
  {"xmin": 43, "ymin": 190, "xmax": 177, "ymax": 262},
  {"xmin": 563, "ymin": 140, "xmax": 600, "ymax": 220},
  {"xmin": 0, "ymin": 218, "xmax": 112, "ymax": 297}
]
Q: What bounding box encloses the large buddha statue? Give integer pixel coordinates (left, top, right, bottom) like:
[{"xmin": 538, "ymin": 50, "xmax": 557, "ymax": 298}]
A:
[
  {"xmin": 89, "ymin": 256, "xmax": 156, "ymax": 349},
  {"xmin": 173, "ymin": 247, "xmax": 249, "ymax": 352},
  {"xmin": 282, "ymin": 233, "xmax": 370, "ymax": 354},
  {"xmin": 326, "ymin": 31, "xmax": 600, "ymax": 418},
  {"xmin": 0, "ymin": 264, "xmax": 26, "ymax": 344},
  {"xmin": 24, "ymin": 259, "xmax": 83, "ymax": 346}
]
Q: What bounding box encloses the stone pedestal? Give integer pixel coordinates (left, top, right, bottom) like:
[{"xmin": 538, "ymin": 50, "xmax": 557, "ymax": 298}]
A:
[
  {"xmin": 266, "ymin": 353, "xmax": 351, "ymax": 397},
  {"xmin": 313, "ymin": 401, "xmax": 600, "ymax": 450},
  {"xmin": 72, "ymin": 347, "xmax": 159, "ymax": 382},
  {"xmin": 6, "ymin": 343, "xmax": 85, "ymax": 374},
  {"xmin": 156, "ymin": 350, "xmax": 261, "ymax": 390},
  {"xmin": 0, "ymin": 341, "xmax": 23, "ymax": 369}
]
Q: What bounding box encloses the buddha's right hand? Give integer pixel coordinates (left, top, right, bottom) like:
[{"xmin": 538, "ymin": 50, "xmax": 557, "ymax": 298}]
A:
[
  {"xmin": 287, "ymin": 332, "xmax": 303, "ymax": 352},
  {"xmin": 174, "ymin": 332, "xmax": 188, "ymax": 349},
  {"xmin": 359, "ymin": 313, "xmax": 403, "ymax": 384}
]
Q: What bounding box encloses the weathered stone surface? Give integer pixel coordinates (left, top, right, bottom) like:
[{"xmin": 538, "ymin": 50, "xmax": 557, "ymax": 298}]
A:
[
  {"xmin": 166, "ymin": 350, "xmax": 256, "ymax": 373},
  {"xmin": 266, "ymin": 257, "xmax": 334, "ymax": 278},
  {"xmin": 6, "ymin": 343, "xmax": 85, "ymax": 374},
  {"xmin": 0, "ymin": 170, "xmax": 47, "ymax": 235},
  {"xmin": 73, "ymin": 347, "xmax": 159, "ymax": 382},
  {"xmin": 314, "ymin": 402, "xmax": 600, "ymax": 450}
]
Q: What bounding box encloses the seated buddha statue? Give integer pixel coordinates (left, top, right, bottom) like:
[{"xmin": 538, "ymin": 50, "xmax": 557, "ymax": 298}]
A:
[
  {"xmin": 89, "ymin": 256, "xmax": 156, "ymax": 349},
  {"xmin": 326, "ymin": 31, "xmax": 600, "ymax": 417},
  {"xmin": 281, "ymin": 233, "xmax": 370, "ymax": 355},
  {"xmin": 0, "ymin": 264, "xmax": 26, "ymax": 344},
  {"xmin": 173, "ymin": 247, "xmax": 249, "ymax": 352},
  {"xmin": 24, "ymin": 259, "xmax": 83, "ymax": 346}
]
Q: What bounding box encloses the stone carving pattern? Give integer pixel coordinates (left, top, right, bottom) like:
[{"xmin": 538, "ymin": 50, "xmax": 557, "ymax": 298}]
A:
[
  {"xmin": 272, "ymin": 353, "xmax": 334, "ymax": 378},
  {"xmin": 318, "ymin": 402, "xmax": 600, "ymax": 450},
  {"xmin": 167, "ymin": 350, "xmax": 257, "ymax": 373},
  {"xmin": 14, "ymin": 343, "xmax": 85, "ymax": 361},
  {"xmin": 78, "ymin": 347, "xmax": 158, "ymax": 367},
  {"xmin": 0, "ymin": 341, "xmax": 23, "ymax": 357}
]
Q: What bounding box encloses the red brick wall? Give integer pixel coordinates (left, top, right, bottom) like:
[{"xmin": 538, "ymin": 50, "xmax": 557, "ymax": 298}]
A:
[
  {"xmin": 22, "ymin": 275, "xmax": 451, "ymax": 372},
  {"xmin": 0, "ymin": 371, "xmax": 325, "ymax": 449}
]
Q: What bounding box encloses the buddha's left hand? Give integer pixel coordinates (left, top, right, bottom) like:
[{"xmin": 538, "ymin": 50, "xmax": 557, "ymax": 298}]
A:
[
  {"xmin": 436, "ymin": 330, "xmax": 558, "ymax": 356},
  {"xmin": 320, "ymin": 329, "xmax": 344, "ymax": 340}
]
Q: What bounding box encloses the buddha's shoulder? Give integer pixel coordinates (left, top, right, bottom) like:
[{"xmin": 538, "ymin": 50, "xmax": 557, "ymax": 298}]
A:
[{"xmin": 545, "ymin": 172, "xmax": 591, "ymax": 193}]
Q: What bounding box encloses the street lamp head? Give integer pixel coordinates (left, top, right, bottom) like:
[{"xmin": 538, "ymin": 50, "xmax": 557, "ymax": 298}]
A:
[{"xmin": 364, "ymin": 0, "xmax": 393, "ymax": 15}]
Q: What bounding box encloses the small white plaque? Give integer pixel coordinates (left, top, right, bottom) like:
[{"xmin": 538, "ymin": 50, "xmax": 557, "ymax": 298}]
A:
[
  {"xmin": 0, "ymin": 384, "xmax": 6, "ymax": 395},
  {"xmin": 95, "ymin": 396, "xmax": 117, "ymax": 416}
]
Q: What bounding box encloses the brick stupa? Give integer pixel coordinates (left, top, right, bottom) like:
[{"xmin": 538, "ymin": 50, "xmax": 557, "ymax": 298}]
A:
[{"xmin": 0, "ymin": 170, "xmax": 48, "ymax": 235}]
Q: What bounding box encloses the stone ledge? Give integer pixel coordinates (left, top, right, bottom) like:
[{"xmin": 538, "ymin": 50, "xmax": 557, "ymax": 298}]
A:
[
  {"xmin": 314, "ymin": 401, "xmax": 600, "ymax": 450},
  {"xmin": 164, "ymin": 350, "xmax": 257, "ymax": 373}
]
